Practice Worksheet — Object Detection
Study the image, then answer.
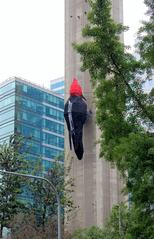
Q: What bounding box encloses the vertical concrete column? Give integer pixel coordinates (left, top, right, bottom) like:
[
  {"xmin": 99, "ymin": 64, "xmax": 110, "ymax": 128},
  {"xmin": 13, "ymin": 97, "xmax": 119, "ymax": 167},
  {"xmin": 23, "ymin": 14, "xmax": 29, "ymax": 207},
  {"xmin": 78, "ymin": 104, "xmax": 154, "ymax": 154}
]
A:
[{"xmin": 65, "ymin": 0, "xmax": 124, "ymax": 231}]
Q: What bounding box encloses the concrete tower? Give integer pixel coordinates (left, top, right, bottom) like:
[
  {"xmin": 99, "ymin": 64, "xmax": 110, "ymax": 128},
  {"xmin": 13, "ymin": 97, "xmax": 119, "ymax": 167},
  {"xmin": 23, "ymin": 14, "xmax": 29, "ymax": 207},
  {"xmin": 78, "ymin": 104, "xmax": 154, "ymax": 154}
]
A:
[{"xmin": 65, "ymin": 0, "xmax": 124, "ymax": 231}]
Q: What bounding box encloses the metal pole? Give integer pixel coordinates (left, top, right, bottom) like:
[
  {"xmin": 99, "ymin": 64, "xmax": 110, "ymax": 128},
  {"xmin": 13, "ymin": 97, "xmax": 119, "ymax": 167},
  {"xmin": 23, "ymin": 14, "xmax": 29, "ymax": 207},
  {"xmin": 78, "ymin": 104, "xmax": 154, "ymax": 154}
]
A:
[
  {"xmin": 57, "ymin": 194, "xmax": 62, "ymax": 239},
  {"xmin": 0, "ymin": 169, "xmax": 62, "ymax": 239}
]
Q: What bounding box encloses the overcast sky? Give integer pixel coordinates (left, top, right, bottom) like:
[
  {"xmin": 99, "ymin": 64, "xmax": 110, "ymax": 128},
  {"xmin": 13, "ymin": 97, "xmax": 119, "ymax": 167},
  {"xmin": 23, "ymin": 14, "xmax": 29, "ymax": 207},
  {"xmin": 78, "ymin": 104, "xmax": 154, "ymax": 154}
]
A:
[{"xmin": 0, "ymin": 0, "xmax": 147, "ymax": 88}]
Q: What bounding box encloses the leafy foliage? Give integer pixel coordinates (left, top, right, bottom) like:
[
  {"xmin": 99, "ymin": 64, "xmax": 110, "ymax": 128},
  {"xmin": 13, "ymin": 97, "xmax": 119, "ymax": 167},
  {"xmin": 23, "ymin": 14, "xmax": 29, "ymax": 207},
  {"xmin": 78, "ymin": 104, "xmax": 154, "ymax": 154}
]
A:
[
  {"xmin": 27, "ymin": 156, "xmax": 74, "ymax": 231},
  {"xmin": 0, "ymin": 135, "xmax": 74, "ymax": 236},
  {"xmin": 10, "ymin": 213, "xmax": 57, "ymax": 239},
  {"xmin": 70, "ymin": 203, "xmax": 154, "ymax": 239},
  {"xmin": 0, "ymin": 135, "xmax": 28, "ymax": 236},
  {"xmin": 137, "ymin": 0, "xmax": 154, "ymax": 67},
  {"xmin": 73, "ymin": 0, "xmax": 154, "ymax": 237},
  {"xmin": 0, "ymin": 132, "xmax": 74, "ymax": 236}
]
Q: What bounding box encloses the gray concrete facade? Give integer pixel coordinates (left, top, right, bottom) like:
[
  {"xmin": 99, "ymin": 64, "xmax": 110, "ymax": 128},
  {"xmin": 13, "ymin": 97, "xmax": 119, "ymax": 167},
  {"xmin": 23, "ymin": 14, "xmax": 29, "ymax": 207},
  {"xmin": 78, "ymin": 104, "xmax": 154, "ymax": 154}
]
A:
[{"xmin": 65, "ymin": 0, "xmax": 124, "ymax": 231}]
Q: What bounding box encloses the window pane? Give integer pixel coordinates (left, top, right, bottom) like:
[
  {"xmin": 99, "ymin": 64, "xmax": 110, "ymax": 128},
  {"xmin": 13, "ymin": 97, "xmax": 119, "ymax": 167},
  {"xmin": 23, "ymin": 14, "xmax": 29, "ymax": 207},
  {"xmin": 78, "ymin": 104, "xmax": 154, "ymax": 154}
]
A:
[
  {"xmin": 23, "ymin": 140, "xmax": 41, "ymax": 155},
  {"xmin": 16, "ymin": 124, "xmax": 41, "ymax": 141},
  {"xmin": 0, "ymin": 95, "xmax": 15, "ymax": 109},
  {"xmin": 16, "ymin": 82, "xmax": 44, "ymax": 101},
  {"xmin": 42, "ymin": 146, "xmax": 63, "ymax": 160},
  {"xmin": 44, "ymin": 93, "xmax": 64, "ymax": 109},
  {"xmin": 43, "ymin": 119, "xmax": 64, "ymax": 134},
  {"xmin": 0, "ymin": 123, "xmax": 14, "ymax": 137},
  {"xmin": 16, "ymin": 96, "xmax": 44, "ymax": 115},
  {"xmin": 0, "ymin": 82, "xmax": 15, "ymax": 95},
  {"xmin": 43, "ymin": 132, "xmax": 64, "ymax": 148},
  {"xmin": 51, "ymin": 81, "xmax": 64, "ymax": 89},
  {"xmin": 46, "ymin": 107, "xmax": 64, "ymax": 122},
  {"xmin": 0, "ymin": 109, "xmax": 14, "ymax": 124},
  {"xmin": 55, "ymin": 89, "xmax": 64, "ymax": 95},
  {"xmin": 42, "ymin": 160, "xmax": 53, "ymax": 172},
  {"xmin": 16, "ymin": 111, "xmax": 42, "ymax": 128}
]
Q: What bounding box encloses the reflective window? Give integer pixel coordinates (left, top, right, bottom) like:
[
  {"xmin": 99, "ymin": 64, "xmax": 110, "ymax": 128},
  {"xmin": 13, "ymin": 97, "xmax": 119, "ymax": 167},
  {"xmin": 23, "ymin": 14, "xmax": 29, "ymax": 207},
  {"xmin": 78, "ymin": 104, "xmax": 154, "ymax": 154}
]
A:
[
  {"xmin": 23, "ymin": 85, "xmax": 28, "ymax": 93},
  {"xmin": 0, "ymin": 122, "xmax": 14, "ymax": 137},
  {"xmin": 43, "ymin": 132, "xmax": 64, "ymax": 148},
  {"xmin": 16, "ymin": 96, "xmax": 64, "ymax": 122},
  {"xmin": 54, "ymin": 89, "xmax": 64, "ymax": 95},
  {"xmin": 16, "ymin": 82, "xmax": 64, "ymax": 109},
  {"xmin": 23, "ymin": 140, "xmax": 41, "ymax": 155},
  {"xmin": 0, "ymin": 82, "xmax": 15, "ymax": 95},
  {"xmin": 24, "ymin": 154, "xmax": 43, "ymax": 172},
  {"xmin": 24, "ymin": 153, "xmax": 40, "ymax": 162},
  {"xmin": 44, "ymin": 93, "xmax": 64, "ymax": 109},
  {"xmin": 0, "ymin": 136, "xmax": 10, "ymax": 144},
  {"xmin": 16, "ymin": 111, "xmax": 42, "ymax": 128},
  {"xmin": 43, "ymin": 119, "xmax": 64, "ymax": 134},
  {"xmin": 16, "ymin": 82, "xmax": 44, "ymax": 101},
  {"xmin": 46, "ymin": 107, "xmax": 64, "ymax": 122},
  {"xmin": 42, "ymin": 146, "xmax": 63, "ymax": 159},
  {"xmin": 42, "ymin": 160, "xmax": 53, "ymax": 172},
  {"xmin": 16, "ymin": 124, "xmax": 41, "ymax": 141},
  {"xmin": 16, "ymin": 96, "xmax": 44, "ymax": 115},
  {"xmin": 0, "ymin": 109, "xmax": 14, "ymax": 124},
  {"xmin": 0, "ymin": 95, "xmax": 15, "ymax": 109},
  {"xmin": 51, "ymin": 81, "xmax": 64, "ymax": 89}
]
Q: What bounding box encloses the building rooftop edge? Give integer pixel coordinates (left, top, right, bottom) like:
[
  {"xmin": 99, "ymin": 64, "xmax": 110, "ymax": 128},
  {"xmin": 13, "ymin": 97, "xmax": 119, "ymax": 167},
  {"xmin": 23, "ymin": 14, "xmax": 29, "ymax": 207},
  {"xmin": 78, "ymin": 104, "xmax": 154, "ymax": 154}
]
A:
[
  {"xmin": 50, "ymin": 77, "xmax": 64, "ymax": 84},
  {"xmin": 0, "ymin": 76, "xmax": 64, "ymax": 99}
]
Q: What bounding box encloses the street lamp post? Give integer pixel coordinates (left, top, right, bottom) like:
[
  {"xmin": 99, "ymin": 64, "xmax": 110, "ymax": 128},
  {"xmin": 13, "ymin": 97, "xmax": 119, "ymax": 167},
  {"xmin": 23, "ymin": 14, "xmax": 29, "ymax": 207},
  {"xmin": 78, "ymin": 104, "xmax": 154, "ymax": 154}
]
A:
[{"xmin": 0, "ymin": 169, "xmax": 62, "ymax": 239}]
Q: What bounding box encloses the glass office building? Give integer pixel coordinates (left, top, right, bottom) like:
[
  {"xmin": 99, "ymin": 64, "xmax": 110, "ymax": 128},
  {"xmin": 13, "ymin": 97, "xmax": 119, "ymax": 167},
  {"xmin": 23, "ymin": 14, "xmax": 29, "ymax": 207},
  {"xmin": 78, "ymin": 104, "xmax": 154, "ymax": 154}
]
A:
[
  {"xmin": 0, "ymin": 77, "xmax": 64, "ymax": 172},
  {"xmin": 50, "ymin": 77, "xmax": 64, "ymax": 96}
]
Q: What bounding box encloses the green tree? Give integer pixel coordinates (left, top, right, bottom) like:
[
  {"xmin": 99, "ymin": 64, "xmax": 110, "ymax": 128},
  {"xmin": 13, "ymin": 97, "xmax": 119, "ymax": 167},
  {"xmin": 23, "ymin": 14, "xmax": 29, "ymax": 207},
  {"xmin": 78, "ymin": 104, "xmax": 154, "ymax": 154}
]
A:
[
  {"xmin": 73, "ymin": 0, "xmax": 154, "ymax": 237},
  {"xmin": 102, "ymin": 203, "xmax": 154, "ymax": 239},
  {"xmin": 0, "ymin": 135, "xmax": 28, "ymax": 237},
  {"xmin": 27, "ymin": 156, "xmax": 74, "ymax": 232},
  {"xmin": 137, "ymin": 0, "xmax": 154, "ymax": 67},
  {"xmin": 70, "ymin": 225, "xmax": 104, "ymax": 239},
  {"xmin": 0, "ymin": 135, "xmax": 74, "ymax": 237},
  {"xmin": 10, "ymin": 213, "xmax": 57, "ymax": 239},
  {"xmin": 70, "ymin": 203, "xmax": 154, "ymax": 239},
  {"xmin": 69, "ymin": 204, "xmax": 127, "ymax": 239}
]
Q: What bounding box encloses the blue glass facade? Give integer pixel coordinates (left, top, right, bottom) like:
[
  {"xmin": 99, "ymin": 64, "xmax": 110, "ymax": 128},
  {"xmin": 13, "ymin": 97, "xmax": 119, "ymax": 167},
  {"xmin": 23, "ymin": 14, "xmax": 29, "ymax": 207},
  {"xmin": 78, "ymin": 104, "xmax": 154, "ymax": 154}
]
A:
[
  {"xmin": 51, "ymin": 81, "xmax": 64, "ymax": 89},
  {"xmin": 0, "ymin": 77, "xmax": 64, "ymax": 172},
  {"xmin": 0, "ymin": 81, "xmax": 15, "ymax": 143},
  {"xmin": 50, "ymin": 77, "xmax": 64, "ymax": 96}
]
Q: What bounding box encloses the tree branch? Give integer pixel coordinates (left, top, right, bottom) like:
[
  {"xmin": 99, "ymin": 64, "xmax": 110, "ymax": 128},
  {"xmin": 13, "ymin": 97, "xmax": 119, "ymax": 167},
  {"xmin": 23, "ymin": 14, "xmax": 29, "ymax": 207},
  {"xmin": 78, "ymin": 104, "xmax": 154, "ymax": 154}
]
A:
[{"xmin": 110, "ymin": 54, "xmax": 154, "ymax": 123}]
